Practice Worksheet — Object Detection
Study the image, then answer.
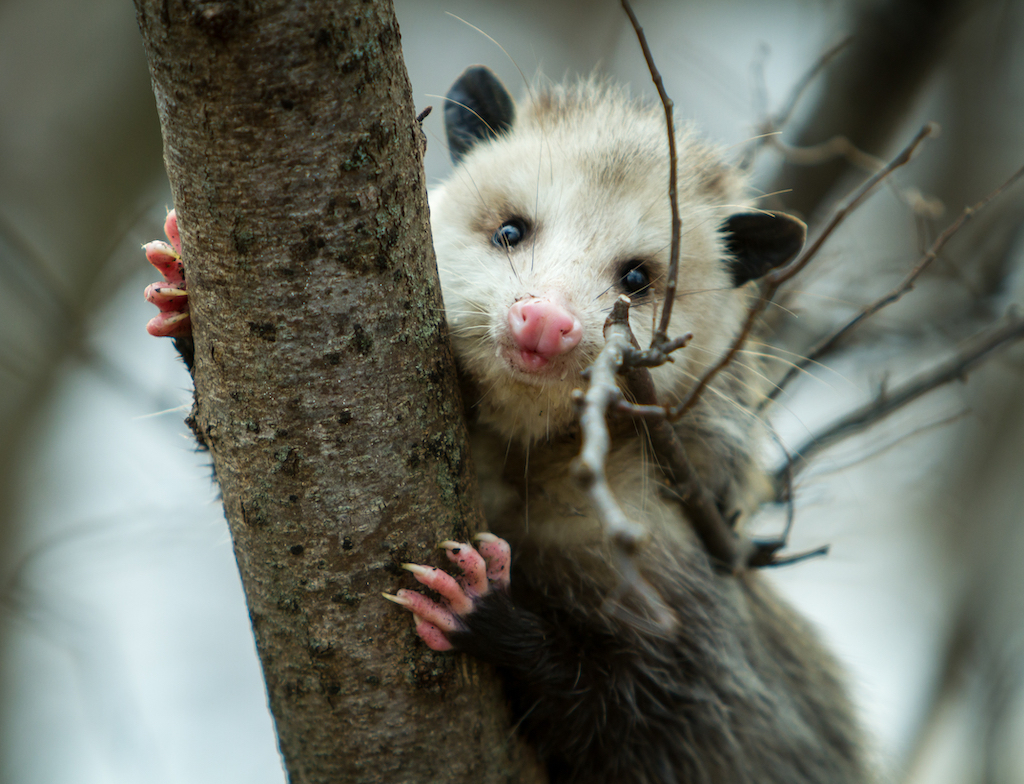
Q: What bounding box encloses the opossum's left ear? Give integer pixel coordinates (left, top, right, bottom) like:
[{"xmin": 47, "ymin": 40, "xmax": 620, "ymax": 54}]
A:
[
  {"xmin": 721, "ymin": 212, "xmax": 806, "ymax": 286},
  {"xmin": 445, "ymin": 66, "xmax": 516, "ymax": 165}
]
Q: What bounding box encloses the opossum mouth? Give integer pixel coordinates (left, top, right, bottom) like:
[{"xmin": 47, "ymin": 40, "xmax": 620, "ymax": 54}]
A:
[
  {"xmin": 502, "ymin": 346, "xmax": 578, "ymax": 383},
  {"xmin": 516, "ymin": 348, "xmax": 552, "ymax": 371}
]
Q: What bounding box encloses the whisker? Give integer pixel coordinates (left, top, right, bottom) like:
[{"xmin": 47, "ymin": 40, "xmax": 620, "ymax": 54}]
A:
[{"xmin": 444, "ymin": 13, "xmax": 535, "ymax": 102}]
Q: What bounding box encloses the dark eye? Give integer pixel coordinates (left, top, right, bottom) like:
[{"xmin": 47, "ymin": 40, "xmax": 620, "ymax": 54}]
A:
[
  {"xmin": 619, "ymin": 263, "xmax": 651, "ymax": 296},
  {"xmin": 492, "ymin": 218, "xmax": 527, "ymax": 249}
]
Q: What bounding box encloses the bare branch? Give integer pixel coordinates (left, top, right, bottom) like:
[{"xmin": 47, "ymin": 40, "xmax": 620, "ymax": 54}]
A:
[
  {"xmin": 565, "ymin": 1, "xmax": 736, "ymax": 573},
  {"xmin": 765, "ymin": 162, "xmax": 1024, "ymax": 407},
  {"xmin": 765, "ymin": 134, "xmax": 883, "ymax": 171},
  {"xmin": 777, "ymin": 313, "xmax": 1024, "ymax": 485},
  {"xmin": 671, "ymin": 122, "xmax": 936, "ymax": 421},
  {"xmin": 770, "ymin": 36, "xmax": 853, "ymax": 135},
  {"xmin": 620, "ymin": 360, "xmax": 742, "ymax": 573},
  {"xmin": 573, "ymin": 294, "xmax": 742, "ymax": 572},
  {"xmin": 593, "ymin": 2, "xmax": 824, "ymax": 572},
  {"xmin": 742, "ymin": 36, "xmax": 852, "ymax": 170},
  {"xmin": 626, "ymin": 388, "xmax": 741, "ymax": 573},
  {"xmin": 769, "ymin": 0, "xmax": 972, "ymax": 219},
  {"xmin": 620, "ymin": 0, "xmax": 680, "ymax": 347},
  {"xmin": 572, "ymin": 296, "xmax": 649, "ymax": 552}
]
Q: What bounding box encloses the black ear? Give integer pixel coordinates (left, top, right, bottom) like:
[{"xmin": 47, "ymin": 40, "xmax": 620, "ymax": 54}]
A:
[
  {"xmin": 721, "ymin": 212, "xmax": 807, "ymax": 286},
  {"xmin": 445, "ymin": 66, "xmax": 515, "ymax": 164}
]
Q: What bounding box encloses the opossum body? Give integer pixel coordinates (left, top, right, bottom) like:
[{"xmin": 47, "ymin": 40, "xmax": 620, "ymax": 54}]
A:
[
  {"xmin": 397, "ymin": 68, "xmax": 866, "ymax": 784},
  {"xmin": 144, "ymin": 67, "xmax": 866, "ymax": 784}
]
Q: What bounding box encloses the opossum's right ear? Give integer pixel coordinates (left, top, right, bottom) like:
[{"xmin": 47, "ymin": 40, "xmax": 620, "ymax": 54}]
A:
[
  {"xmin": 721, "ymin": 212, "xmax": 807, "ymax": 286},
  {"xmin": 445, "ymin": 66, "xmax": 516, "ymax": 164}
]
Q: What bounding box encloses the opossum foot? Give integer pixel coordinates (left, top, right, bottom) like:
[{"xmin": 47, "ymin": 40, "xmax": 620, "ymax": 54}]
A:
[
  {"xmin": 143, "ymin": 210, "xmax": 191, "ymax": 338},
  {"xmin": 384, "ymin": 533, "xmax": 511, "ymax": 652}
]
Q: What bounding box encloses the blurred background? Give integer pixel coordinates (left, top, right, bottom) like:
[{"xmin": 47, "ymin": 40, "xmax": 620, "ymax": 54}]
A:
[{"xmin": 1, "ymin": 0, "xmax": 1021, "ymax": 781}]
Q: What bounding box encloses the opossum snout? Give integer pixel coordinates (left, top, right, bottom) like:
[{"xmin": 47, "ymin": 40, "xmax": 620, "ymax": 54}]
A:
[{"xmin": 507, "ymin": 297, "xmax": 583, "ymax": 370}]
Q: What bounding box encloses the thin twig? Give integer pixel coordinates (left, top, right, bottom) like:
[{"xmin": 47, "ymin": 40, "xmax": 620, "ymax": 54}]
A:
[
  {"xmin": 766, "ymin": 134, "xmax": 883, "ymax": 171},
  {"xmin": 742, "ymin": 36, "xmax": 853, "ymax": 170},
  {"xmin": 573, "ymin": 295, "xmax": 741, "ymax": 570},
  {"xmin": 621, "ymin": 0, "xmax": 680, "ymax": 347},
  {"xmin": 764, "ymin": 162, "xmax": 1024, "ymax": 407},
  {"xmin": 748, "ymin": 543, "xmax": 831, "ymax": 569},
  {"xmin": 771, "ymin": 36, "xmax": 853, "ymax": 133},
  {"xmin": 782, "ymin": 409, "xmax": 968, "ymax": 495},
  {"xmin": 620, "ymin": 355, "xmax": 742, "ymax": 572},
  {"xmin": 671, "ymin": 122, "xmax": 937, "ymax": 421},
  {"xmin": 777, "ymin": 312, "xmax": 1024, "ymax": 484},
  {"xmin": 774, "ymin": 125, "xmax": 937, "ymax": 289}
]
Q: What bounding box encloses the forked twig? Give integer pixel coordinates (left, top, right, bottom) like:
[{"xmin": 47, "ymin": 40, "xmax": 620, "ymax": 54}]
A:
[
  {"xmin": 578, "ymin": 0, "xmax": 811, "ymax": 571},
  {"xmin": 743, "ymin": 36, "xmax": 853, "ymax": 170},
  {"xmin": 764, "ymin": 163, "xmax": 1024, "ymax": 407},
  {"xmin": 593, "ymin": 2, "xmax": 742, "ymax": 570},
  {"xmin": 671, "ymin": 122, "xmax": 937, "ymax": 421},
  {"xmin": 622, "ymin": 362, "xmax": 743, "ymax": 572},
  {"xmin": 584, "ymin": 1, "xmax": 907, "ymax": 570},
  {"xmin": 777, "ymin": 313, "xmax": 1024, "ymax": 485},
  {"xmin": 769, "ymin": 36, "xmax": 852, "ymax": 135},
  {"xmin": 573, "ymin": 297, "xmax": 741, "ymax": 570},
  {"xmin": 572, "ymin": 297, "xmax": 650, "ymax": 553}
]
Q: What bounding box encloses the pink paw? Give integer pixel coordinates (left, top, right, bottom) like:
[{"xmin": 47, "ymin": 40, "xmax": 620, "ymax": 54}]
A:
[
  {"xmin": 384, "ymin": 533, "xmax": 511, "ymax": 652},
  {"xmin": 144, "ymin": 209, "xmax": 191, "ymax": 338}
]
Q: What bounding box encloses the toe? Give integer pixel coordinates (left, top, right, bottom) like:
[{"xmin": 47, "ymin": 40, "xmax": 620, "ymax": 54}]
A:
[
  {"xmin": 144, "ymin": 281, "xmax": 188, "ymax": 310},
  {"xmin": 475, "ymin": 533, "xmax": 511, "ymax": 590},
  {"xmin": 440, "ymin": 540, "xmax": 489, "ymax": 596},
  {"xmin": 146, "ymin": 310, "xmax": 191, "ymax": 338},
  {"xmin": 164, "ymin": 209, "xmax": 181, "ymax": 255},
  {"xmin": 413, "ymin": 615, "xmax": 454, "ymax": 652},
  {"xmin": 402, "ymin": 563, "xmax": 474, "ymax": 615}
]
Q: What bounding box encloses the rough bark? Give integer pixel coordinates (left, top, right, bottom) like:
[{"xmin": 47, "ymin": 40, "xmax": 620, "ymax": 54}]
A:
[{"xmin": 133, "ymin": 1, "xmax": 540, "ymax": 782}]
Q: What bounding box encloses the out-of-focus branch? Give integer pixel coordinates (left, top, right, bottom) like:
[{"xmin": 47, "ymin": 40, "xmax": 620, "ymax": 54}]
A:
[
  {"xmin": 776, "ymin": 312, "xmax": 1024, "ymax": 489},
  {"xmin": 767, "ymin": 36, "xmax": 852, "ymax": 134},
  {"xmin": 742, "ymin": 36, "xmax": 852, "ymax": 171},
  {"xmin": 572, "ymin": 297, "xmax": 650, "ymax": 553},
  {"xmin": 673, "ymin": 123, "xmax": 936, "ymax": 422},
  {"xmin": 765, "ymin": 163, "xmax": 1024, "ymax": 408},
  {"xmin": 768, "ymin": 0, "xmax": 976, "ymax": 219}
]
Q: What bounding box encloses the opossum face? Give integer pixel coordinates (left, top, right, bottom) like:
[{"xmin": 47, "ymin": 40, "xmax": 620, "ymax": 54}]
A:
[{"xmin": 430, "ymin": 68, "xmax": 804, "ymax": 443}]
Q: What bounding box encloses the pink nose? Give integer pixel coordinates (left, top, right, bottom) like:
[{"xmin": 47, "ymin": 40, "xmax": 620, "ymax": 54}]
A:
[{"xmin": 507, "ymin": 297, "xmax": 583, "ymax": 358}]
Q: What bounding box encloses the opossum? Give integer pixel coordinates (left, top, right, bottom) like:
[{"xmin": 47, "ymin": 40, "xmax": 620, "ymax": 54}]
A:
[{"xmin": 144, "ymin": 67, "xmax": 868, "ymax": 784}]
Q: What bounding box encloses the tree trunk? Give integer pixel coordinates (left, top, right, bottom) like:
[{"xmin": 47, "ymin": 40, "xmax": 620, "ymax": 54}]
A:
[{"xmin": 132, "ymin": 1, "xmax": 541, "ymax": 781}]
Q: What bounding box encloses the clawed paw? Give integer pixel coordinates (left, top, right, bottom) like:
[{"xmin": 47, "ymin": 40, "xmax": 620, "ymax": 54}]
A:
[
  {"xmin": 144, "ymin": 210, "xmax": 191, "ymax": 338},
  {"xmin": 384, "ymin": 533, "xmax": 511, "ymax": 652}
]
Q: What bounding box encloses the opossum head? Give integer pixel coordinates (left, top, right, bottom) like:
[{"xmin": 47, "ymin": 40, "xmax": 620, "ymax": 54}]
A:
[{"xmin": 430, "ymin": 67, "xmax": 804, "ymax": 444}]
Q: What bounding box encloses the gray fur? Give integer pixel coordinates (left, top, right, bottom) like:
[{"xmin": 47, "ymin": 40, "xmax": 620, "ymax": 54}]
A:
[{"xmin": 433, "ymin": 72, "xmax": 870, "ymax": 783}]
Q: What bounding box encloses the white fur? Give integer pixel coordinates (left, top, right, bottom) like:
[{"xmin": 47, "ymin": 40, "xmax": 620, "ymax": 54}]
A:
[{"xmin": 429, "ymin": 80, "xmax": 754, "ymax": 443}]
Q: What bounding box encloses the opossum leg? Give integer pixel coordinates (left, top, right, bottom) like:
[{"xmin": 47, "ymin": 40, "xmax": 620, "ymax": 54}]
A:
[
  {"xmin": 143, "ymin": 210, "xmax": 191, "ymax": 338},
  {"xmin": 385, "ymin": 536, "xmax": 511, "ymax": 652}
]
